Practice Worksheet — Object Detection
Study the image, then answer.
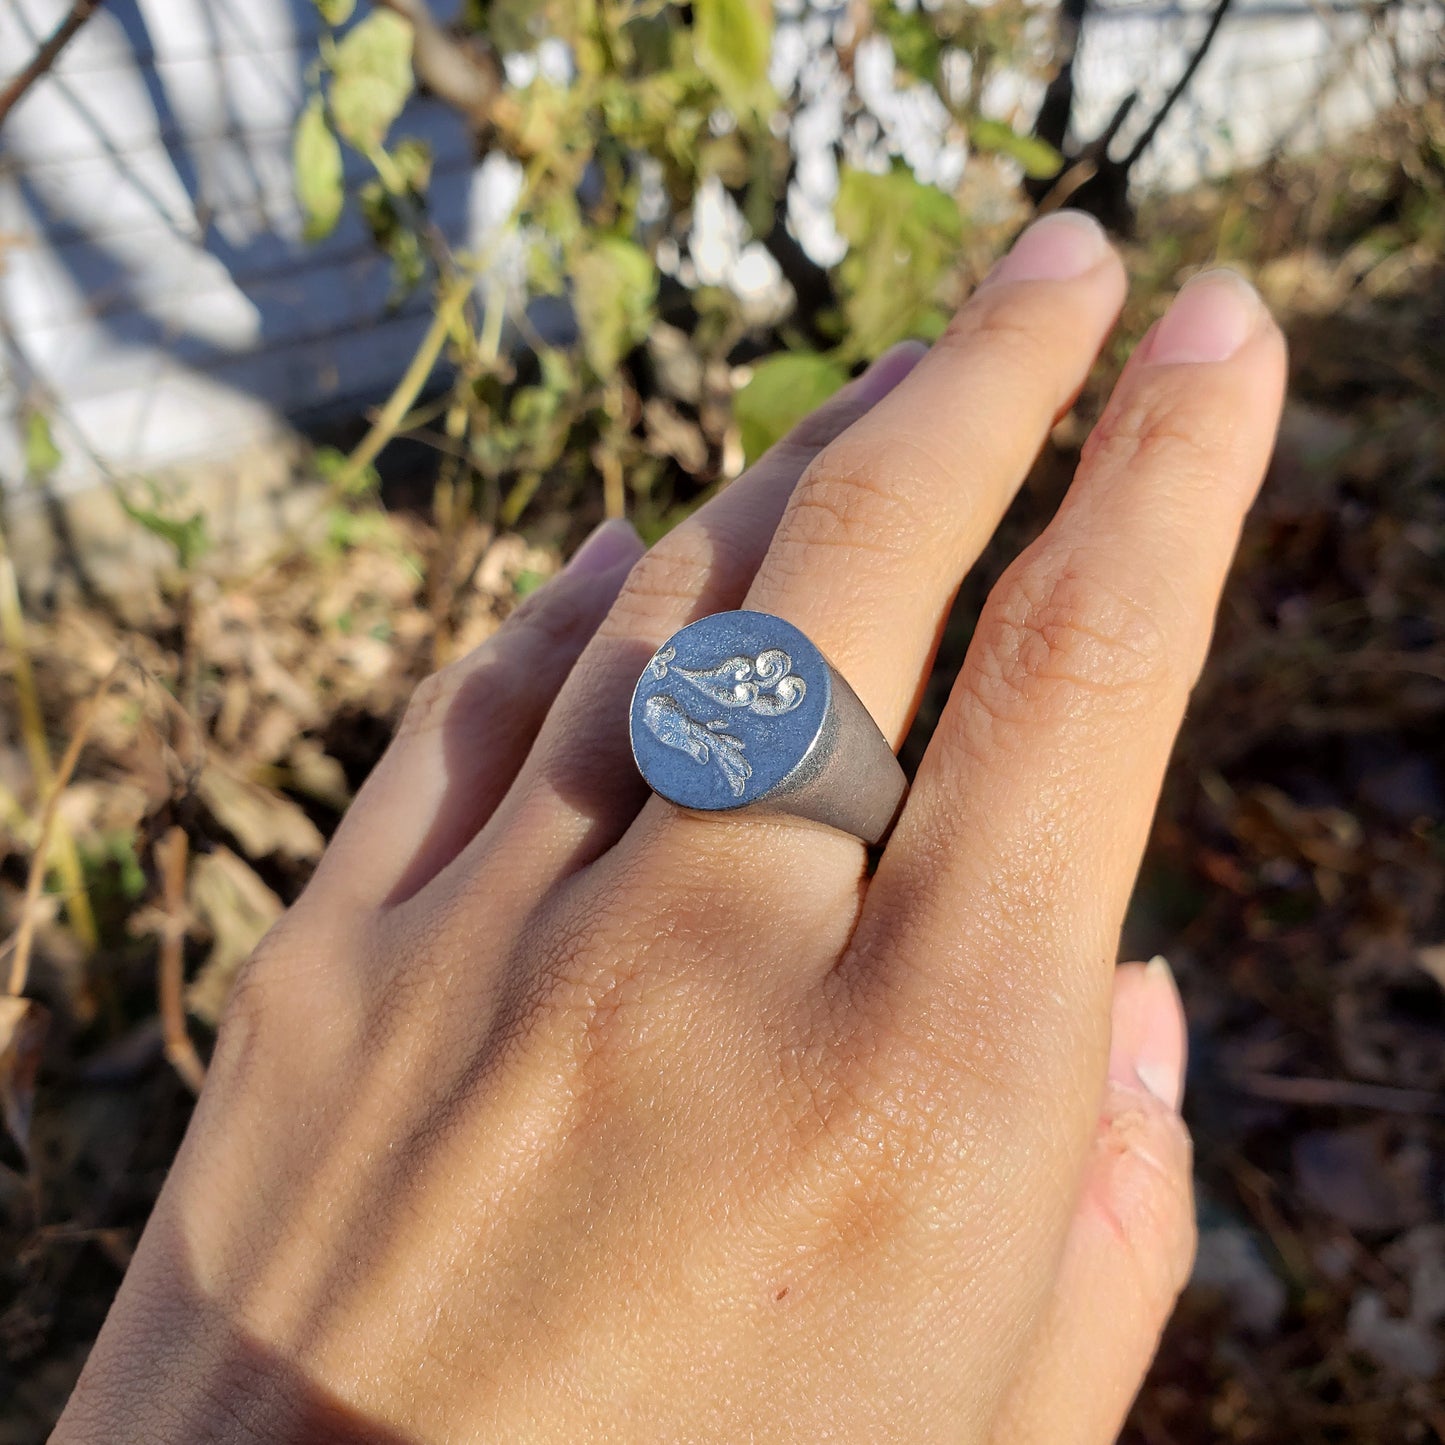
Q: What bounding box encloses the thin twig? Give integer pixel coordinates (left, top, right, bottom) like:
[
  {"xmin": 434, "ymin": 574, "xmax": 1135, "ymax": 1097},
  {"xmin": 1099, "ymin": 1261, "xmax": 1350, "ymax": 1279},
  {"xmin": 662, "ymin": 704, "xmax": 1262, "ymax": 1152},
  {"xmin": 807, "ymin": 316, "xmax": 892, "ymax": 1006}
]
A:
[
  {"xmin": 372, "ymin": 0, "xmax": 504, "ymax": 125},
  {"xmin": 1036, "ymin": 92, "xmax": 1134, "ymax": 214},
  {"xmin": 154, "ymin": 826, "xmax": 205, "ymax": 1095},
  {"xmin": 1032, "ymin": 0, "xmax": 1090, "ymax": 159},
  {"xmin": 6, "ymin": 660, "xmax": 124, "ymax": 998},
  {"xmin": 1122, "ymin": 0, "xmax": 1237, "ymax": 173},
  {"xmin": 0, "ymin": 544, "xmax": 99, "ymax": 953},
  {"xmin": 0, "ymin": 0, "xmax": 108, "ymax": 130},
  {"xmin": 1228, "ymin": 1071, "xmax": 1445, "ymax": 1117},
  {"xmin": 331, "ymin": 273, "xmax": 474, "ymax": 495}
]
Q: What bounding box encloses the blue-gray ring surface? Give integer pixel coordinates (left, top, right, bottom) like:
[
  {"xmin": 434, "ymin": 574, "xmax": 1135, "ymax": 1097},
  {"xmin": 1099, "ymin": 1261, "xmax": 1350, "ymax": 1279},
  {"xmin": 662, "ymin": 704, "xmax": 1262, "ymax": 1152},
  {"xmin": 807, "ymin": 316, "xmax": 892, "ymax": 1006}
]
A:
[{"xmin": 628, "ymin": 610, "xmax": 907, "ymax": 844}]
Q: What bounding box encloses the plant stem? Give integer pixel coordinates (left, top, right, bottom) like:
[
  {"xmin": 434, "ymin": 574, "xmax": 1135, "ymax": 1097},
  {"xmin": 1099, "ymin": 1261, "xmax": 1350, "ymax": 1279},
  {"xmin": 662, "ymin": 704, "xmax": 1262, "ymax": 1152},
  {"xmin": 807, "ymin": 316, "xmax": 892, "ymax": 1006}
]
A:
[
  {"xmin": 330, "ymin": 273, "xmax": 474, "ymax": 496},
  {"xmin": 0, "ymin": 543, "xmax": 98, "ymax": 957},
  {"xmin": 5, "ymin": 662, "xmax": 122, "ymax": 997},
  {"xmin": 155, "ymin": 826, "xmax": 205, "ymax": 1094},
  {"xmin": 0, "ymin": 0, "xmax": 108, "ymax": 129}
]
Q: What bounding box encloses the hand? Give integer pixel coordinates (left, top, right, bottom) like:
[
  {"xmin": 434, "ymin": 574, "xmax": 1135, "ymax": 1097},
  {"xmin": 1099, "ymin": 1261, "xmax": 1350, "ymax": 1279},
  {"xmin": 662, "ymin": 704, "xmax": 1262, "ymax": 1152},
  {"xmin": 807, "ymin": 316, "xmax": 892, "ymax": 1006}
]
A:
[{"xmin": 56, "ymin": 214, "xmax": 1286, "ymax": 1444}]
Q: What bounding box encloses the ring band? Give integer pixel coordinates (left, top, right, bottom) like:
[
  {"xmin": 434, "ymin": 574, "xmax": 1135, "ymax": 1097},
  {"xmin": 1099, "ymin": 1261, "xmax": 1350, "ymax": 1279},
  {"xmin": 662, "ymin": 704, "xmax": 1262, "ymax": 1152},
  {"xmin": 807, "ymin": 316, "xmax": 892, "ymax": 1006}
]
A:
[{"xmin": 628, "ymin": 610, "xmax": 907, "ymax": 844}]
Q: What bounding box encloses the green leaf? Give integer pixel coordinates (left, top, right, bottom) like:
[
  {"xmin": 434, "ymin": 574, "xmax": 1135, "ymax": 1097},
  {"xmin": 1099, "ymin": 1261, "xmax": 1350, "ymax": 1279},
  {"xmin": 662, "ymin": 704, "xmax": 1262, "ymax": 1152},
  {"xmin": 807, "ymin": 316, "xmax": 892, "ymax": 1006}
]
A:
[
  {"xmin": 733, "ymin": 351, "xmax": 849, "ymax": 465},
  {"xmin": 968, "ymin": 119, "xmax": 1064, "ymax": 181},
  {"xmin": 571, "ymin": 237, "xmax": 657, "ymax": 376},
  {"xmin": 694, "ymin": 0, "xmax": 774, "ymax": 121},
  {"xmin": 323, "ymin": 504, "xmax": 395, "ymax": 554},
  {"xmin": 22, "ymin": 410, "xmax": 62, "ymax": 479},
  {"xmin": 388, "ymin": 136, "xmax": 432, "ymax": 195},
  {"xmin": 314, "ymin": 0, "xmax": 355, "ymax": 25},
  {"xmin": 119, "ymin": 483, "xmax": 210, "ymax": 571},
  {"xmin": 834, "ymin": 165, "xmax": 962, "ymax": 359},
  {"xmin": 329, "ymin": 10, "xmax": 414, "ymax": 151},
  {"xmin": 874, "ymin": 4, "xmax": 942, "ymax": 82},
  {"xmin": 314, "ymin": 444, "xmax": 381, "ymax": 496},
  {"xmin": 527, "ymin": 237, "xmax": 566, "ymax": 297},
  {"xmin": 487, "ymin": 0, "xmax": 547, "ymax": 56},
  {"xmin": 294, "ymin": 96, "xmax": 345, "ymax": 241},
  {"xmin": 358, "ymin": 179, "xmax": 427, "ymax": 301}
]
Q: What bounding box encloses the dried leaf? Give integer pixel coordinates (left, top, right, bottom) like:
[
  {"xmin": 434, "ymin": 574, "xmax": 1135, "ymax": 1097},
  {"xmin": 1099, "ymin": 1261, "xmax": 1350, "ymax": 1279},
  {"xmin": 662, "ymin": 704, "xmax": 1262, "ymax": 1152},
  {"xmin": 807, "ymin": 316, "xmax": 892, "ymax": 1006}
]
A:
[
  {"xmin": 1190, "ymin": 1220, "xmax": 1287, "ymax": 1336},
  {"xmin": 1416, "ymin": 943, "xmax": 1445, "ymax": 991},
  {"xmin": 286, "ymin": 739, "xmax": 353, "ymax": 813},
  {"xmin": 1347, "ymin": 1291, "xmax": 1443, "ymax": 1380},
  {"xmin": 0, "ymin": 996, "xmax": 50, "ymax": 1161},
  {"xmin": 1294, "ymin": 1122, "xmax": 1435, "ymax": 1232},
  {"xmin": 188, "ymin": 849, "xmax": 284, "ymax": 1025},
  {"xmin": 198, "ymin": 764, "xmax": 325, "ymax": 863}
]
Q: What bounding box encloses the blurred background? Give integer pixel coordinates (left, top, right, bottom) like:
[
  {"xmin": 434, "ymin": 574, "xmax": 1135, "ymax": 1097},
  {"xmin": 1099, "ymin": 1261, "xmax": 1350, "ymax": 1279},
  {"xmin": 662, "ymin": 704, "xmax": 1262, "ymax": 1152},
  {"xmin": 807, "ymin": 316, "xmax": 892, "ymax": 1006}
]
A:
[{"xmin": 0, "ymin": 0, "xmax": 1442, "ymax": 1438}]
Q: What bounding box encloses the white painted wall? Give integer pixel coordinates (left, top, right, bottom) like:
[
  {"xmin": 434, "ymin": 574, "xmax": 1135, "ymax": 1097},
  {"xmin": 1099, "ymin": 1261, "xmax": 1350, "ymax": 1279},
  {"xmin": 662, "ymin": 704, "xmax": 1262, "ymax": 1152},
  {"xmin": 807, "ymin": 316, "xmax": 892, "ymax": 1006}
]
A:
[
  {"xmin": 0, "ymin": 0, "xmax": 476, "ymax": 496},
  {"xmin": 0, "ymin": 0, "xmax": 1437, "ymax": 499},
  {"xmin": 1076, "ymin": 0, "xmax": 1441, "ymax": 191}
]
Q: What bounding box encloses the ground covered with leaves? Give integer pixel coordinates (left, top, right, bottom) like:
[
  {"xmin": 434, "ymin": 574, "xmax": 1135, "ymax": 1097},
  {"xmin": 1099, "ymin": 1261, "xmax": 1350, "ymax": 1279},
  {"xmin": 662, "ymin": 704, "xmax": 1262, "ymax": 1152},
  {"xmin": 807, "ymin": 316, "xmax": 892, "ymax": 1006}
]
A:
[{"xmin": 3, "ymin": 118, "xmax": 1444, "ymax": 1441}]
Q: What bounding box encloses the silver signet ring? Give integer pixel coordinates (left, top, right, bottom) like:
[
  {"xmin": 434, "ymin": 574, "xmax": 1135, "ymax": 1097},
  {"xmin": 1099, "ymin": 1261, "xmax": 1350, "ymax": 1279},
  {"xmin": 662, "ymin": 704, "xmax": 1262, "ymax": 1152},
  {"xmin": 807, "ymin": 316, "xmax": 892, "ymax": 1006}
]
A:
[{"xmin": 628, "ymin": 610, "xmax": 907, "ymax": 844}]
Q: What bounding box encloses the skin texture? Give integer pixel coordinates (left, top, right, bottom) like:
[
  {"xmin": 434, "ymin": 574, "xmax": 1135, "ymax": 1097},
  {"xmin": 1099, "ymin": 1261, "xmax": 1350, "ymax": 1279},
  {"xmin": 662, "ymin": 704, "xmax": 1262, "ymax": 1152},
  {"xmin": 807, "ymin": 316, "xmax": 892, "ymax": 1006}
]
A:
[{"xmin": 54, "ymin": 215, "xmax": 1286, "ymax": 1445}]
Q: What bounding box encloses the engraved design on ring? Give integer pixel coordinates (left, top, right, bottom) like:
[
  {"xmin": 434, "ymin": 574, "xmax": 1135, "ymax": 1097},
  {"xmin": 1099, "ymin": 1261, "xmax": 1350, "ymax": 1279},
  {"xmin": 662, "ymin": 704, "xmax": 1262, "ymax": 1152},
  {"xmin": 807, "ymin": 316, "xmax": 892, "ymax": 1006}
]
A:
[
  {"xmin": 642, "ymin": 644, "xmax": 808, "ymax": 797},
  {"xmin": 629, "ymin": 610, "xmax": 908, "ymax": 843}
]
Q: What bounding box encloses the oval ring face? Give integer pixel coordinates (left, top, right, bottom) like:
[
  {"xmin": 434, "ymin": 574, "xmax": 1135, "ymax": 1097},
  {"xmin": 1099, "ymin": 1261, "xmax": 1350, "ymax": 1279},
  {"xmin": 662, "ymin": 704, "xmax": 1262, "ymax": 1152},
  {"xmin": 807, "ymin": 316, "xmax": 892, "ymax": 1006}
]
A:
[{"xmin": 629, "ymin": 610, "xmax": 832, "ymax": 812}]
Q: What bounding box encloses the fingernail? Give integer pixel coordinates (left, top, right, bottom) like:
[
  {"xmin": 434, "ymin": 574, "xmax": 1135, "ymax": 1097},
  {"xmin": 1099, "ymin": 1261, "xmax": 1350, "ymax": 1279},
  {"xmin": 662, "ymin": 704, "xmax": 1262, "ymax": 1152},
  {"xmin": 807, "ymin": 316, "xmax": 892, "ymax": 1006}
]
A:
[
  {"xmin": 564, "ymin": 518, "xmax": 642, "ymax": 578},
  {"xmin": 1146, "ymin": 269, "xmax": 1262, "ymax": 365},
  {"xmin": 1108, "ymin": 956, "xmax": 1187, "ymax": 1111},
  {"xmin": 987, "ymin": 210, "xmax": 1109, "ymax": 285},
  {"xmin": 850, "ymin": 339, "xmax": 928, "ymax": 409}
]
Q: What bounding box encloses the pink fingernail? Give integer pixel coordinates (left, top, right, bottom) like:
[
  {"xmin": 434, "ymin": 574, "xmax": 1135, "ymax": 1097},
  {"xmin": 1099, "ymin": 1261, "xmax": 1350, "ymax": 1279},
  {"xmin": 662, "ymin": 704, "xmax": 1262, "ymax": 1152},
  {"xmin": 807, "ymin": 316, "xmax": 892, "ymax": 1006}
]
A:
[
  {"xmin": 1146, "ymin": 269, "xmax": 1262, "ymax": 365},
  {"xmin": 565, "ymin": 518, "xmax": 642, "ymax": 578},
  {"xmin": 987, "ymin": 210, "xmax": 1110, "ymax": 285},
  {"xmin": 1107, "ymin": 956, "xmax": 1187, "ymax": 1111},
  {"xmin": 850, "ymin": 340, "xmax": 928, "ymax": 409}
]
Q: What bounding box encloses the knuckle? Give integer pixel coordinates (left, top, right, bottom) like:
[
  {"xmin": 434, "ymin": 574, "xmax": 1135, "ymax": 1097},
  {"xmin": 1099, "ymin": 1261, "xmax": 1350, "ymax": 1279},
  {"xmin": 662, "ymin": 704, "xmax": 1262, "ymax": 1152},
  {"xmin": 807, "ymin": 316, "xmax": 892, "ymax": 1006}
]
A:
[
  {"xmin": 599, "ymin": 526, "xmax": 717, "ymax": 635},
  {"xmin": 502, "ymin": 575, "xmax": 599, "ymax": 647},
  {"xmin": 779, "ymin": 433, "xmax": 936, "ymax": 561},
  {"xmin": 783, "ymin": 402, "xmax": 852, "ymax": 454},
  {"xmin": 966, "ymin": 546, "xmax": 1177, "ymax": 732},
  {"xmin": 945, "ymin": 287, "xmax": 1058, "ymax": 380},
  {"xmin": 1094, "ymin": 1086, "xmax": 1198, "ymax": 1306},
  {"xmin": 209, "ymin": 913, "xmax": 367, "ymax": 1092},
  {"xmin": 397, "ymin": 662, "xmax": 462, "ymax": 738},
  {"xmin": 781, "ymin": 1053, "xmax": 948, "ymax": 1267},
  {"xmin": 209, "ymin": 916, "xmax": 335, "ymax": 1090},
  {"xmin": 505, "ymin": 880, "xmax": 707, "ymax": 1083},
  {"xmin": 1082, "ymin": 380, "xmax": 1230, "ymax": 482}
]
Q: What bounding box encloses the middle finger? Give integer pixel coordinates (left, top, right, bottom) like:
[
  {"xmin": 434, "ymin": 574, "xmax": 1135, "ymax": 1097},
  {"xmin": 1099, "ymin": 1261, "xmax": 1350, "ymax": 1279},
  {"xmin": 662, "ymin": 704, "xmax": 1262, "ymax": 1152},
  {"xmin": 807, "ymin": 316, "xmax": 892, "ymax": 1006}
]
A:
[{"xmin": 740, "ymin": 210, "xmax": 1125, "ymax": 750}]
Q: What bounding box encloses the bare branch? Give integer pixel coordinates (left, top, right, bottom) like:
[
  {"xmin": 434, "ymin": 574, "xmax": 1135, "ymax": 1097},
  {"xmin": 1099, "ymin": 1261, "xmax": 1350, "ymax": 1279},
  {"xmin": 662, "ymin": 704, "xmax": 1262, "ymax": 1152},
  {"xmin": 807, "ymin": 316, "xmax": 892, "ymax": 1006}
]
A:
[
  {"xmin": 1123, "ymin": 0, "xmax": 1237, "ymax": 173},
  {"xmin": 5, "ymin": 660, "xmax": 124, "ymax": 999},
  {"xmin": 373, "ymin": 0, "xmax": 504, "ymax": 126},
  {"xmin": 1033, "ymin": 0, "xmax": 1090, "ymax": 158},
  {"xmin": 0, "ymin": 0, "xmax": 108, "ymax": 131},
  {"xmin": 155, "ymin": 826, "xmax": 206, "ymax": 1095}
]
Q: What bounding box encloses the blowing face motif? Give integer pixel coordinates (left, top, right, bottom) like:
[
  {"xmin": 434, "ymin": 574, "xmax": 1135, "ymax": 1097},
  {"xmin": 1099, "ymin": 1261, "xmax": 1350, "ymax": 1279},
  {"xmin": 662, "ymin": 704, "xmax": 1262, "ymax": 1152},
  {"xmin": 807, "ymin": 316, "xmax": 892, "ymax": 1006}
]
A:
[
  {"xmin": 641, "ymin": 648, "xmax": 806, "ymax": 797},
  {"xmin": 649, "ymin": 647, "xmax": 807, "ymax": 716}
]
